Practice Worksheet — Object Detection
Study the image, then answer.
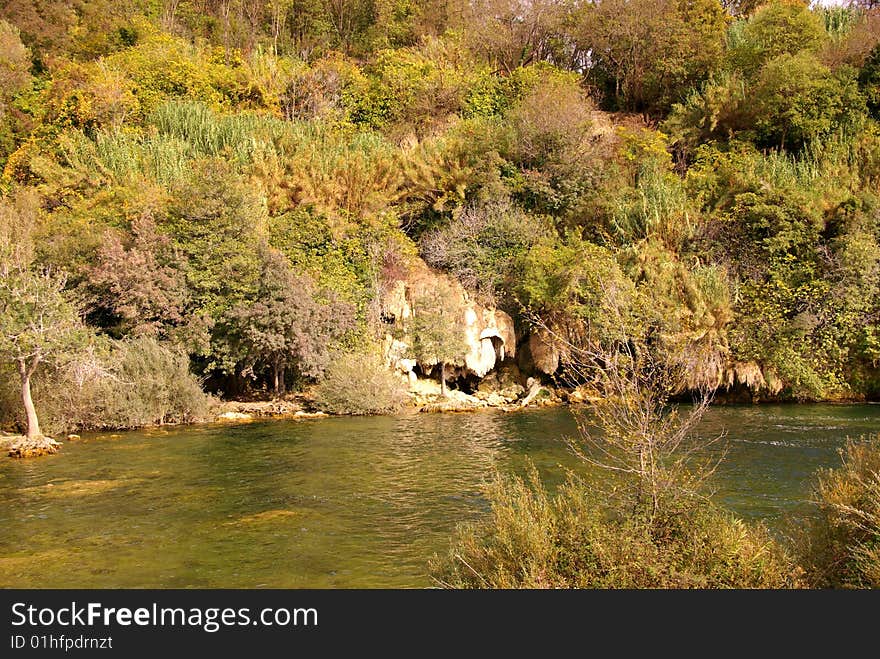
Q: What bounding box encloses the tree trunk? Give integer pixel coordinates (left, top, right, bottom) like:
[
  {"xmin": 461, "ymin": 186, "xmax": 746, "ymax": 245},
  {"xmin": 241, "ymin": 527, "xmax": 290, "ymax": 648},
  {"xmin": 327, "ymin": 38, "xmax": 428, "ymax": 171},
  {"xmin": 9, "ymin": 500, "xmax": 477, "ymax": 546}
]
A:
[
  {"xmin": 273, "ymin": 360, "xmax": 285, "ymax": 398},
  {"xmin": 18, "ymin": 359, "xmax": 41, "ymax": 440},
  {"xmin": 440, "ymin": 362, "xmax": 447, "ymax": 397}
]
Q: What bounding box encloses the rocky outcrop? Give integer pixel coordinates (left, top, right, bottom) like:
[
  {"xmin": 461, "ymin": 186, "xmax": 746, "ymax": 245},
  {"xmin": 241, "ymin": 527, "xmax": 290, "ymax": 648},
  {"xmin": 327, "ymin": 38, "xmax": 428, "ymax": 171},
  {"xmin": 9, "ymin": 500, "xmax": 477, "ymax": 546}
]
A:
[
  {"xmin": 528, "ymin": 329, "xmax": 561, "ymax": 375},
  {"xmin": 215, "ymin": 399, "xmax": 322, "ymax": 421},
  {"xmin": 381, "ymin": 259, "xmax": 516, "ymax": 382},
  {"xmin": 721, "ymin": 361, "xmax": 783, "ymax": 395}
]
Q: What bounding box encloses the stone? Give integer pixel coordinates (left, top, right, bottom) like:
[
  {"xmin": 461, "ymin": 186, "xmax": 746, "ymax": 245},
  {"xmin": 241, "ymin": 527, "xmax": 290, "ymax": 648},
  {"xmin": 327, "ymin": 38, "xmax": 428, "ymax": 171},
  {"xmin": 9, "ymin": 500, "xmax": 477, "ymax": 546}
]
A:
[
  {"xmin": 528, "ymin": 330, "xmax": 560, "ymax": 375},
  {"xmin": 293, "ymin": 411, "xmax": 328, "ymax": 419},
  {"xmin": 567, "ymin": 385, "xmax": 601, "ymax": 404},
  {"xmin": 216, "ymin": 411, "xmax": 253, "ymax": 422}
]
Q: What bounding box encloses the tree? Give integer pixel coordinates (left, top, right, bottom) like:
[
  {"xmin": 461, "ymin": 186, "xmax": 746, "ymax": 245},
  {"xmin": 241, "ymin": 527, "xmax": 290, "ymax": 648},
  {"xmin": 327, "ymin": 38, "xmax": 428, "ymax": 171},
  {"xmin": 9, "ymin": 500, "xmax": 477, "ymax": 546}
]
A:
[
  {"xmin": 575, "ymin": 0, "xmax": 728, "ymax": 114},
  {"xmin": 321, "ymin": 0, "xmax": 374, "ymax": 51},
  {"xmin": 223, "ymin": 247, "xmax": 356, "ymax": 396},
  {"xmin": 83, "ymin": 215, "xmax": 187, "ymax": 338},
  {"xmin": 727, "ymin": 0, "xmax": 827, "ymax": 75},
  {"xmin": 860, "ymin": 43, "xmax": 880, "ymax": 119},
  {"xmin": 561, "ymin": 331, "xmax": 720, "ymax": 520},
  {"xmin": 409, "ymin": 288, "xmax": 467, "ymax": 396},
  {"xmin": 0, "ymin": 263, "xmax": 83, "ymax": 440},
  {"xmin": 456, "ymin": 0, "xmax": 571, "ymax": 74},
  {"xmin": 752, "ymin": 52, "xmax": 865, "ymax": 151}
]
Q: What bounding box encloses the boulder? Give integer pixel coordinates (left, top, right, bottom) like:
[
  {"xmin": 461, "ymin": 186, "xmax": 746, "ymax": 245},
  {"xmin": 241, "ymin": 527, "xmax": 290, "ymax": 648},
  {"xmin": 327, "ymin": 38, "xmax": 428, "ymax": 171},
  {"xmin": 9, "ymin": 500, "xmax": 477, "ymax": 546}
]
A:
[{"xmin": 528, "ymin": 330, "xmax": 560, "ymax": 375}]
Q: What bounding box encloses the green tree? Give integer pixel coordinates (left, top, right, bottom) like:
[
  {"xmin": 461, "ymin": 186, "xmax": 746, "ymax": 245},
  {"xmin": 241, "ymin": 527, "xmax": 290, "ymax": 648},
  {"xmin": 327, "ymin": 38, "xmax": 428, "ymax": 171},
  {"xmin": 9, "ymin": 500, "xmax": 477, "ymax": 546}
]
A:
[
  {"xmin": 0, "ymin": 263, "xmax": 83, "ymax": 439},
  {"xmin": 860, "ymin": 43, "xmax": 880, "ymax": 119},
  {"xmin": 752, "ymin": 52, "xmax": 866, "ymax": 151},
  {"xmin": 409, "ymin": 288, "xmax": 467, "ymax": 396},
  {"xmin": 576, "ymin": 0, "xmax": 728, "ymax": 114},
  {"xmin": 223, "ymin": 247, "xmax": 356, "ymax": 396},
  {"xmin": 727, "ymin": 0, "xmax": 827, "ymax": 75}
]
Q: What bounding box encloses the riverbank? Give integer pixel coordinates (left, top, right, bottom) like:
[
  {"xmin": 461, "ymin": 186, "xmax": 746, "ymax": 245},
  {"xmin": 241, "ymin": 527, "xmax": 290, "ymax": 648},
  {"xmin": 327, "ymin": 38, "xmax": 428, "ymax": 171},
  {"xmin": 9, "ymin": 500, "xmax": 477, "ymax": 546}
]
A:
[
  {"xmin": 213, "ymin": 377, "xmax": 563, "ymax": 422},
  {"xmin": 5, "ymin": 374, "xmax": 870, "ymax": 460}
]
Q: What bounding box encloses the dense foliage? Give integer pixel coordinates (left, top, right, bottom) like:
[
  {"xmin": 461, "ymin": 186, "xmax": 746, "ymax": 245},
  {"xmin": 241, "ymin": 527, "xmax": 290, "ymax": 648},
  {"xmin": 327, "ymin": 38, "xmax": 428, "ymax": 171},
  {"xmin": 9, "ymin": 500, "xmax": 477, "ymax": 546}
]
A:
[{"xmin": 2, "ymin": 0, "xmax": 880, "ymax": 437}]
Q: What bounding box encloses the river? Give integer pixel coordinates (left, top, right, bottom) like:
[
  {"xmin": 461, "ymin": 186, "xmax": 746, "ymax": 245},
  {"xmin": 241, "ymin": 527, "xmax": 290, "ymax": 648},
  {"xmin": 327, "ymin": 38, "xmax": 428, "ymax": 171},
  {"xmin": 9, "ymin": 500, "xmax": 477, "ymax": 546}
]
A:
[{"xmin": 1, "ymin": 404, "xmax": 878, "ymax": 588}]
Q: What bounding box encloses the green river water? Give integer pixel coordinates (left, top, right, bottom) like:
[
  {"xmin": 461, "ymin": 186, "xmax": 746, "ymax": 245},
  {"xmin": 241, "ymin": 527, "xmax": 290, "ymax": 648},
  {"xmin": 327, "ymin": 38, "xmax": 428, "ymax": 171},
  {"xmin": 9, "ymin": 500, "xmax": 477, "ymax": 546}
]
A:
[{"xmin": 1, "ymin": 404, "xmax": 878, "ymax": 588}]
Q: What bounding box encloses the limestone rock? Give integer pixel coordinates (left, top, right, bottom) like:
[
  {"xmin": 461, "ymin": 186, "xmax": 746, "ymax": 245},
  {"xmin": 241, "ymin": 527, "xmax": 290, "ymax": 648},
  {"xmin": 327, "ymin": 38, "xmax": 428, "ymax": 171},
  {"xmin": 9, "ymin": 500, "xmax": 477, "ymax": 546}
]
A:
[
  {"xmin": 293, "ymin": 411, "xmax": 328, "ymax": 419},
  {"xmin": 216, "ymin": 411, "xmax": 253, "ymax": 422},
  {"xmin": 528, "ymin": 330, "xmax": 560, "ymax": 375},
  {"xmin": 520, "ymin": 378, "xmax": 559, "ymax": 408},
  {"xmin": 419, "ymin": 389, "xmax": 486, "ymax": 413},
  {"xmin": 380, "ymin": 258, "xmax": 516, "ymax": 380}
]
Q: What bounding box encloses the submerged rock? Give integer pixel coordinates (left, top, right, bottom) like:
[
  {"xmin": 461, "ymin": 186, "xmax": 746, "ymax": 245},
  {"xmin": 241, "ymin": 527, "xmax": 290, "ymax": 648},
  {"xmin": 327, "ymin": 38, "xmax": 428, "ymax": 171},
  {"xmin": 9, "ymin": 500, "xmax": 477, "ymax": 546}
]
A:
[{"xmin": 8, "ymin": 436, "xmax": 61, "ymax": 459}]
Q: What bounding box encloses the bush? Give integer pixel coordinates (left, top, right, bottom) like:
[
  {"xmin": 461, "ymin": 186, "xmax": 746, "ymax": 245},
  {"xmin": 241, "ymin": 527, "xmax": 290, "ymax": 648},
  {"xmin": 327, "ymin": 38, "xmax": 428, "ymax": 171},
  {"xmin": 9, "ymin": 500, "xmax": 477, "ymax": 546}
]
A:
[
  {"xmin": 797, "ymin": 435, "xmax": 880, "ymax": 588},
  {"xmin": 314, "ymin": 351, "xmax": 408, "ymax": 415},
  {"xmin": 420, "ymin": 200, "xmax": 550, "ymax": 308},
  {"xmin": 431, "ymin": 465, "xmax": 796, "ymax": 588},
  {"xmin": 99, "ymin": 336, "xmax": 213, "ymax": 428},
  {"xmin": 15, "ymin": 336, "xmax": 213, "ymax": 435}
]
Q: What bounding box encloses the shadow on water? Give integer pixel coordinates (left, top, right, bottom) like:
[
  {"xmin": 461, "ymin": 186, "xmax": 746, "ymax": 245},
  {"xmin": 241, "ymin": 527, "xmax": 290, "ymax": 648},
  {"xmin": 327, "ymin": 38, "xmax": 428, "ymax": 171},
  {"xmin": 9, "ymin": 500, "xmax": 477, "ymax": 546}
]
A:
[{"xmin": 1, "ymin": 404, "xmax": 878, "ymax": 587}]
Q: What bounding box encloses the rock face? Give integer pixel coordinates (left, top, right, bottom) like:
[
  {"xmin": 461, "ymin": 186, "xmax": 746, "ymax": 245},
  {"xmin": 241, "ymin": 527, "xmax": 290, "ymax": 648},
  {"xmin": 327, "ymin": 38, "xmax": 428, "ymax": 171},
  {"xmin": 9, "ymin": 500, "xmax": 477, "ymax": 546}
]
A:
[
  {"xmin": 528, "ymin": 329, "xmax": 560, "ymax": 375},
  {"xmin": 381, "ymin": 259, "xmax": 516, "ymax": 382}
]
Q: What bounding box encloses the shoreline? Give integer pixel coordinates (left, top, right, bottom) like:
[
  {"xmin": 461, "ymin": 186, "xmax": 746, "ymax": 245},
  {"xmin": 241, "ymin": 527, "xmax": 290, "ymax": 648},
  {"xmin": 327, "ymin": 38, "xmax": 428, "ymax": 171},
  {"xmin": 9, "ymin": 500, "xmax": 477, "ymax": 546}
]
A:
[{"xmin": 4, "ymin": 388, "xmax": 876, "ymax": 460}]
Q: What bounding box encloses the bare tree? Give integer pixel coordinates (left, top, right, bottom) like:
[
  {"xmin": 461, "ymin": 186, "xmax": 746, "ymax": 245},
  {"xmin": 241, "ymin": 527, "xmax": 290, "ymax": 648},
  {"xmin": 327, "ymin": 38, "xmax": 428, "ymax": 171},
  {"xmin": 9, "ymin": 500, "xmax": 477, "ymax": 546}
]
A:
[{"xmin": 528, "ymin": 305, "xmax": 726, "ymax": 523}]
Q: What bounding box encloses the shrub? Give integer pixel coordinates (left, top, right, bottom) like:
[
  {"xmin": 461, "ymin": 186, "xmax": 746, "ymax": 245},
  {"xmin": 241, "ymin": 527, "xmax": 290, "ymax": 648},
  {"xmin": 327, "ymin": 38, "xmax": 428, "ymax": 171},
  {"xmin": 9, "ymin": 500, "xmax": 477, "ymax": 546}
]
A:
[
  {"xmin": 13, "ymin": 336, "xmax": 213, "ymax": 435},
  {"xmin": 431, "ymin": 465, "xmax": 796, "ymax": 588},
  {"xmin": 99, "ymin": 336, "xmax": 213, "ymax": 428},
  {"xmin": 420, "ymin": 199, "xmax": 550, "ymax": 308},
  {"xmin": 797, "ymin": 435, "xmax": 880, "ymax": 588},
  {"xmin": 314, "ymin": 351, "xmax": 408, "ymax": 415}
]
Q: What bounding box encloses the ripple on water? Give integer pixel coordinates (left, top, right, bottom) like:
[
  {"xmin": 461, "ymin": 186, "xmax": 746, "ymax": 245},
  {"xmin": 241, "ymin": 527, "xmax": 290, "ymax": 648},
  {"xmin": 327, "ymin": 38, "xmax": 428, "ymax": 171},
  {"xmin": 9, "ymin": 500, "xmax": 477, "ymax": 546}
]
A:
[{"xmin": 1, "ymin": 404, "xmax": 878, "ymax": 587}]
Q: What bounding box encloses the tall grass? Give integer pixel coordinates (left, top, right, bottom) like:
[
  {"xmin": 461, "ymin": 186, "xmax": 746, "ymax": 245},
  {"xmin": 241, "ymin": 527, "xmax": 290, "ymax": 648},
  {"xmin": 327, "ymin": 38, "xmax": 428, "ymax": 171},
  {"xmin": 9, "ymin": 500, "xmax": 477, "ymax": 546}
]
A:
[
  {"xmin": 431, "ymin": 465, "xmax": 796, "ymax": 588},
  {"xmin": 817, "ymin": 6, "xmax": 862, "ymax": 42},
  {"xmin": 148, "ymin": 101, "xmax": 293, "ymax": 164},
  {"xmin": 797, "ymin": 435, "xmax": 880, "ymax": 588}
]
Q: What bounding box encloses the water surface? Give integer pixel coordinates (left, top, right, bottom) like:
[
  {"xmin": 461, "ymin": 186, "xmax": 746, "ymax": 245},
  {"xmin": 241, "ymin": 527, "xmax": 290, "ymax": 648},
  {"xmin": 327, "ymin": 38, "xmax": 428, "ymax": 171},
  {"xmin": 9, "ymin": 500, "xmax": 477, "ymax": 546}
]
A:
[{"xmin": 1, "ymin": 404, "xmax": 877, "ymax": 587}]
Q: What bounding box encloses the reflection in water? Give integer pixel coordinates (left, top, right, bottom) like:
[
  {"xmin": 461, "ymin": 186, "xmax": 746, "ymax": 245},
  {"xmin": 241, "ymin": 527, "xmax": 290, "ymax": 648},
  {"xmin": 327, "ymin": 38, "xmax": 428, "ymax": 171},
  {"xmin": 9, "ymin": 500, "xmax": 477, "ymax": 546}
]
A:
[{"xmin": 1, "ymin": 404, "xmax": 878, "ymax": 587}]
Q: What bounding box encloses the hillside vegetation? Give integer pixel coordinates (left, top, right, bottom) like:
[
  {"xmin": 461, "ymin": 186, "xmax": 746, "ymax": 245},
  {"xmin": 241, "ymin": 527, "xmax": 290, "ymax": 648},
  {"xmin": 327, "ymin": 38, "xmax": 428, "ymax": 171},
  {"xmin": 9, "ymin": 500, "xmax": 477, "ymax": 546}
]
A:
[{"xmin": 2, "ymin": 0, "xmax": 880, "ymax": 436}]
